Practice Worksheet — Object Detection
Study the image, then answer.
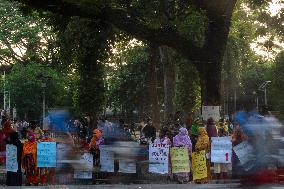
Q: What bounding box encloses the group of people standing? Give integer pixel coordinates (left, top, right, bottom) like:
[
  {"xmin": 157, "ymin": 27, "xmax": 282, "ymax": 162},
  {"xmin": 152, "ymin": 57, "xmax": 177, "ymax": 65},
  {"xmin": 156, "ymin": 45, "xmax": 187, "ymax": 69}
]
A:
[
  {"xmin": 0, "ymin": 118, "xmax": 54, "ymax": 186},
  {"xmin": 86, "ymin": 114, "xmax": 247, "ymax": 184},
  {"xmin": 150, "ymin": 117, "xmax": 247, "ymax": 184}
]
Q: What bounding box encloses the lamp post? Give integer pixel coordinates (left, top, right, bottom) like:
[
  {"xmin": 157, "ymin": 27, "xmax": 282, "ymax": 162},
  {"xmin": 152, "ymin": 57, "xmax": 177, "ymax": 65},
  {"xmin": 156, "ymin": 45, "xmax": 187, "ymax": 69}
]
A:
[
  {"xmin": 37, "ymin": 74, "xmax": 51, "ymax": 130},
  {"xmin": 253, "ymin": 91, "xmax": 259, "ymax": 111},
  {"xmin": 42, "ymin": 82, "xmax": 46, "ymax": 129},
  {"xmin": 258, "ymin": 81, "xmax": 271, "ymax": 107}
]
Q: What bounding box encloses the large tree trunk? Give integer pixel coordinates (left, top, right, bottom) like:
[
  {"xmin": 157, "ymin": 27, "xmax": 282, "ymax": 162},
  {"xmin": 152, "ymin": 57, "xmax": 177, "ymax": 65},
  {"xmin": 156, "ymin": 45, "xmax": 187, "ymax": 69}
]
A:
[
  {"xmin": 197, "ymin": 1, "xmax": 236, "ymax": 105},
  {"xmin": 159, "ymin": 46, "xmax": 176, "ymax": 121},
  {"xmin": 148, "ymin": 46, "xmax": 161, "ymax": 129}
]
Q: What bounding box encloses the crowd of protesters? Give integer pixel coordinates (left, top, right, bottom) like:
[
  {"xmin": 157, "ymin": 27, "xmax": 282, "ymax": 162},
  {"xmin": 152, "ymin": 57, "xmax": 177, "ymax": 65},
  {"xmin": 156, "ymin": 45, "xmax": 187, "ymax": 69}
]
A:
[{"xmin": 0, "ymin": 106, "xmax": 282, "ymax": 186}]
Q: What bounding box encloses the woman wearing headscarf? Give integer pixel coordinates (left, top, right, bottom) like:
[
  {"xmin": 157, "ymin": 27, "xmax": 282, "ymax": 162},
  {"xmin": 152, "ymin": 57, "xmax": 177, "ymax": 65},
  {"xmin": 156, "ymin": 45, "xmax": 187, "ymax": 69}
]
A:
[
  {"xmin": 5, "ymin": 132, "xmax": 23, "ymax": 186},
  {"xmin": 39, "ymin": 132, "xmax": 55, "ymax": 185},
  {"xmin": 3, "ymin": 120, "xmax": 16, "ymax": 136},
  {"xmin": 89, "ymin": 129, "xmax": 104, "ymax": 166},
  {"xmin": 206, "ymin": 117, "xmax": 218, "ymax": 139},
  {"xmin": 22, "ymin": 132, "xmax": 38, "ymax": 185},
  {"xmin": 173, "ymin": 127, "xmax": 192, "ymax": 183},
  {"xmin": 0, "ymin": 120, "xmax": 16, "ymax": 165},
  {"xmin": 195, "ymin": 127, "xmax": 211, "ymax": 183},
  {"xmin": 154, "ymin": 128, "xmax": 171, "ymax": 145},
  {"xmin": 153, "ymin": 128, "xmax": 172, "ymax": 178}
]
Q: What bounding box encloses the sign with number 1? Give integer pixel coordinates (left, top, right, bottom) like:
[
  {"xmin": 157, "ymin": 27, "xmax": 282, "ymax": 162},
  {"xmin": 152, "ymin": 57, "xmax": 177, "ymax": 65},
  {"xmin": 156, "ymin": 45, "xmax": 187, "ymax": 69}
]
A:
[{"xmin": 211, "ymin": 137, "xmax": 232, "ymax": 163}]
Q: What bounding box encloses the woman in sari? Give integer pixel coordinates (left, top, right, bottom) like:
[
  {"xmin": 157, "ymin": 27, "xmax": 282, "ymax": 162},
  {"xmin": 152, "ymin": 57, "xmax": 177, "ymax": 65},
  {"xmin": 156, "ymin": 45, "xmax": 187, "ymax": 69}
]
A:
[
  {"xmin": 173, "ymin": 127, "xmax": 192, "ymax": 183},
  {"xmin": 39, "ymin": 132, "xmax": 55, "ymax": 185},
  {"xmin": 22, "ymin": 132, "xmax": 38, "ymax": 185},
  {"xmin": 89, "ymin": 129, "xmax": 104, "ymax": 166},
  {"xmin": 195, "ymin": 127, "xmax": 211, "ymax": 183}
]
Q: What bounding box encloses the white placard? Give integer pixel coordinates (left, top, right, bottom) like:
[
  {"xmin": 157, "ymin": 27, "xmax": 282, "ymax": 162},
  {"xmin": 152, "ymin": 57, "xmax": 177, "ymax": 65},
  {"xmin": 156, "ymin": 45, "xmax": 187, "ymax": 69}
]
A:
[
  {"xmin": 100, "ymin": 145, "xmax": 114, "ymax": 172},
  {"xmin": 6, "ymin": 144, "xmax": 18, "ymax": 172},
  {"xmin": 74, "ymin": 170, "xmax": 92, "ymax": 179},
  {"xmin": 202, "ymin": 106, "xmax": 220, "ymax": 121},
  {"xmin": 119, "ymin": 159, "xmax": 136, "ymax": 173},
  {"xmin": 79, "ymin": 153, "xmax": 93, "ymax": 170},
  {"xmin": 233, "ymin": 141, "xmax": 254, "ymax": 166},
  {"xmin": 211, "ymin": 137, "xmax": 232, "ymax": 163},
  {"xmin": 149, "ymin": 144, "xmax": 169, "ymax": 174}
]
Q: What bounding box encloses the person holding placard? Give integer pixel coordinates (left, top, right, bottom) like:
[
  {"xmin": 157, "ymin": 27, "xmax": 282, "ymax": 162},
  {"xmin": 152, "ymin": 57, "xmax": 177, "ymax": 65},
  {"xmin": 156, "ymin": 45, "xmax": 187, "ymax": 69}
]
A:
[
  {"xmin": 173, "ymin": 127, "xmax": 192, "ymax": 183},
  {"xmin": 195, "ymin": 127, "xmax": 211, "ymax": 183},
  {"xmin": 22, "ymin": 132, "xmax": 38, "ymax": 186},
  {"xmin": 231, "ymin": 125, "xmax": 247, "ymax": 179},
  {"xmin": 153, "ymin": 128, "xmax": 171, "ymax": 176},
  {"xmin": 39, "ymin": 133, "xmax": 56, "ymax": 185},
  {"xmin": 5, "ymin": 132, "xmax": 22, "ymax": 186},
  {"xmin": 213, "ymin": 128, "xmax": 230, "ymax": 182}
]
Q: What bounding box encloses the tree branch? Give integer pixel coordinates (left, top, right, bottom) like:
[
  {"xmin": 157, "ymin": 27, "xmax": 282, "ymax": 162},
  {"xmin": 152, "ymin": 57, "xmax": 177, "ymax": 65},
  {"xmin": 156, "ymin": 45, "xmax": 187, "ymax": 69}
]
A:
[
  {"xmin": 103, "ymin": 8, "xmax": 203, "ymax": 62},
  {"xmin": 2, "ymin": 38, "xmax": 23, "ymax": 62},
  {"xmin": 10, "ymin": 0, "xmax": 204, "ymax": 63}
]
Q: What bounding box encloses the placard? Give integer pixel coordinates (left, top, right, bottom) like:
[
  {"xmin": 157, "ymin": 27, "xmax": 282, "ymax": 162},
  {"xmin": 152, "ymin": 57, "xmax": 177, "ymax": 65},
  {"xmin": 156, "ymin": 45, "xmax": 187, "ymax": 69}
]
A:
[
  {"xmin": 192, "ymin": 150, "xmax": 207, "ymax": 181},
  {"xmin": 119, "ymin": 159, "xmax": 136, "ymax": 173},
  {"xmin": 37, "ymin": 142, "xmax": 56, "ymax": 167},
  {"xmin": 149, "ymin": 144, "xmax": 169, "ymax": 174},
  {"xmin": 233, "ymin": 141, "xmax": 254, "ymax": 166},
  {"xmin": 211, "ymin": 137, "xmax": 232, "ymax": 163},
  {"xmin": 79, "ymin": 153, "xmax": 93, "ymax": 170},
  {"xmin": 100, "ymin": 145, "xmax": 114, "ymax": 172},
  {"xmin": 6, "ymin": 144, "xmax": 18, "ymax": 172},
  {"xmin": 74, "ymin": 170, "xmax": 92, "ymax": 179},
  {"xmin": 170, "ymin": 147, "xmax": 190, "ymax": 173},
  {"xmin": 202, "ymin": 106, "xmax": 220, "ymax": 121}
]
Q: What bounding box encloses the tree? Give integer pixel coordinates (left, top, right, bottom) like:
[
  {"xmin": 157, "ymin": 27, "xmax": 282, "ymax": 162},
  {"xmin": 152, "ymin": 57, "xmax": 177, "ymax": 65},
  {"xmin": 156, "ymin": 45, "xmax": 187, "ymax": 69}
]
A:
[
  {"xmin": 175, "ymin": 56, "xmax": 201, "ymax": 113},
  {"xmin": 3, "ymin": 62, "xmax": 68, "ymax": 119},
  {"xmin": 270, "ymin": 51, "xmax": 284, "ymax": 119},
  {"xmin": 59, "ymin": 17, "xmax": 113, "ymax": 123},
  {"xmin": 0, "ymin": 0, "xmax": 58, "ymax": 66},
  {"xmin": 10, "ymin": 0, "xmax": 241, "ymax": 105}
]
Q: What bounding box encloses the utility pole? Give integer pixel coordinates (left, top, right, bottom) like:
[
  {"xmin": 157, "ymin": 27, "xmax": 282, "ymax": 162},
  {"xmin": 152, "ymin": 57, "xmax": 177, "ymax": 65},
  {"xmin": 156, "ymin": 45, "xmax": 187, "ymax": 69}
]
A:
[
  {"xmin": 42, "ymin": 82, "xmax": 46, "ymax": 130},
  {"xmin": 258, "ymin": 81, "xmax": 271, "ymax": 107},
  {"xmin": 3, "ymin": 71, "xmax": 6, "ymax": 111}
]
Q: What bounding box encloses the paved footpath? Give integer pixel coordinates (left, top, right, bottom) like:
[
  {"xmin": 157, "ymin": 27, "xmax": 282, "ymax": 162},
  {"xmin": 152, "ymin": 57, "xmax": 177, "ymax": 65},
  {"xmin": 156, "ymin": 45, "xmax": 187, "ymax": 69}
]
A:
[{"xmin": 0, "ymin": 183, "xmax": 272, "ymax": 189}]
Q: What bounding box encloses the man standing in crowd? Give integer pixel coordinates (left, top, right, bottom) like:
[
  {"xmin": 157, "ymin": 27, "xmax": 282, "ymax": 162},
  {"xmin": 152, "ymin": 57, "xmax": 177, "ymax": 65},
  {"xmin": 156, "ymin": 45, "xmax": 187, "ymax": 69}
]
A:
[{"xmin": 142, "ymin": 118, "xmax": 156, "ymax": 143}]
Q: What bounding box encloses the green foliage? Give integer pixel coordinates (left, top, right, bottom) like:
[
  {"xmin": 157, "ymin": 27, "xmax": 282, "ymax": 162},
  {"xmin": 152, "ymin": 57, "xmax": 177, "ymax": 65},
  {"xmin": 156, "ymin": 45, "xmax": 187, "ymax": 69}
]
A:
[
  {"xmin": 4, "ymin": 63, "xmax": 69, "ymax": 119},
  {"xmin": 270, "ymin": 51, "xmax": 284, "ymax": 119},
  {"xmin": 175, "ymin": 57, "xmax": 201, "ymax": 113},
  {"xmin": 106, "ymin": 45, "xmax": 151, "ymax": 116},
  {"xmin": 0, "ymin": 0, "xmax": 57, "ymax": 65},
  {"xmin": 59, "ymin": 17, "xmax": 113, "ymax": 116}
]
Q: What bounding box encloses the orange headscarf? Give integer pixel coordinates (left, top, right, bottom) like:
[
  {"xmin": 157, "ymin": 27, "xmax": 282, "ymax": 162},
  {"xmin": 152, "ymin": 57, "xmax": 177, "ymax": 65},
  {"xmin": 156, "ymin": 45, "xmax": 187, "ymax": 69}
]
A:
[
  {"xmin": 22, "ymin": 132, "xmax": 37, "ymax": 165},
  {"xmin": 89, "ymin": 129, "xmax": 102, "ymax": 148},
  {"xmin": 195, "ymin": 127, "xmax": 210, "ymax": 152}
]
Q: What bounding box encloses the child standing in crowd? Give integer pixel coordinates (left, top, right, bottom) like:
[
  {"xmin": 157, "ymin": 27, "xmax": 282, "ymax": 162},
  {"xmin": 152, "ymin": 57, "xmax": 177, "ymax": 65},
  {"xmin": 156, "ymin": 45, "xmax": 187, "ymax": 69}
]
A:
[
  {"xmin": 195, "ymin": 127, "xmax": 211, "ymax": 183},
  {"xmin": 22, "ymin": 132, "xmax": 38, "ymax": 186},
  {"xmin": 173, "ymin": 127, "xmax": 192, "ymax": 183}
]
